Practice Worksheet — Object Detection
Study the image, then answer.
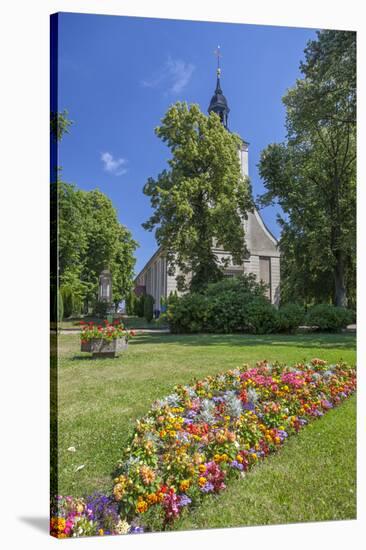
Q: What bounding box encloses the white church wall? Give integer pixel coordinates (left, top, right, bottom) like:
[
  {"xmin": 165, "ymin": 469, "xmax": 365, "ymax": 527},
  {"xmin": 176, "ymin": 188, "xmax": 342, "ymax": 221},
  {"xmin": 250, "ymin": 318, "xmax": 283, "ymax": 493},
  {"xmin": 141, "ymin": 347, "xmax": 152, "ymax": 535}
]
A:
[{"xmin": 271, "ymin": 256, "xmax": 281, "ymax": 306}]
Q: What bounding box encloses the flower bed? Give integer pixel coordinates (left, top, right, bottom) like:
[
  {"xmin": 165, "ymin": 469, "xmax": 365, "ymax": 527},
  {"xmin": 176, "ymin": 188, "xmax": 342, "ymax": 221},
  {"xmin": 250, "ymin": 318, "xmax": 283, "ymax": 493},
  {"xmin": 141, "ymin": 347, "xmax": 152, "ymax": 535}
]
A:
[
  {"xmin": 80, "ymin": 319, "xmax": 135, "ymax": 343},
  {"xmin": 79, "ymin": 320, "xmax": 135, "ymax": 358},
  {"xmin": 51, "ymin": 358, "xmax": 356, "ymax": 537}
]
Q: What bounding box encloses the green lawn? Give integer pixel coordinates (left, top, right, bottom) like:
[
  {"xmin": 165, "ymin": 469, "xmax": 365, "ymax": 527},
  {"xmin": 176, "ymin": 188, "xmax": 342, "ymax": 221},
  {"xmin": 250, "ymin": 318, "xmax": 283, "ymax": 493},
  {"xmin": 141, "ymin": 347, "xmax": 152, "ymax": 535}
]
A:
[{"xmin": 54, "ymin": 331, "xmax": 356, "ymax": 525}]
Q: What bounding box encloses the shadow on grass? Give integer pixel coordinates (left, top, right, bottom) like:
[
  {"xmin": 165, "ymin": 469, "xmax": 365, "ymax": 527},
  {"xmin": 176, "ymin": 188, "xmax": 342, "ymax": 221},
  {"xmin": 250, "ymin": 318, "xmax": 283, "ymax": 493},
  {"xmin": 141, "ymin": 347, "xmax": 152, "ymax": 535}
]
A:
[{"xmin": 128, "ymin": 332, "xmax": 356, "ymax": 350}]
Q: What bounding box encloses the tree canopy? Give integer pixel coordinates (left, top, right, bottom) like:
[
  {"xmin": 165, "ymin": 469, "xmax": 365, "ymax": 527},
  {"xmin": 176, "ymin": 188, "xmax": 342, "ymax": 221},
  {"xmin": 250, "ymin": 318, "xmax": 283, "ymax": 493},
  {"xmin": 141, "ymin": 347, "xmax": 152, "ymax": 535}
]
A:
[
  {"xmin": 53, "ymin": 181, "xmax": 138, "ymax": 314},
  {"xmin": 258, "ymin": 30, "xmax": 356, "ymax": 308},
  {"xmin": 143, "ymin": 102, "xmax": 253, "ymax": 291}
]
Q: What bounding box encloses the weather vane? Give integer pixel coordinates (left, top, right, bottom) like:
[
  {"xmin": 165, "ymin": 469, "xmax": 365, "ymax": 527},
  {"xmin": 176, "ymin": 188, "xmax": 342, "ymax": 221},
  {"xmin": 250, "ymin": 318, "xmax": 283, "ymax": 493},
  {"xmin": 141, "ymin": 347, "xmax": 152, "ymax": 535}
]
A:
[{"xmin": 214, "ymin": 45, "xmax": 222, "ymax": 77}]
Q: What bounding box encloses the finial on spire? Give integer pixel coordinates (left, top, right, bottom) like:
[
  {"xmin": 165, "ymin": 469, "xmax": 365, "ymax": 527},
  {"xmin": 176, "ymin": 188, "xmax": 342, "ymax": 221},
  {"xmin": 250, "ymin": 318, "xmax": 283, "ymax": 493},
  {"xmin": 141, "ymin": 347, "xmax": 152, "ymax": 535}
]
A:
[{"xmin": 214, "ymin": 45, "xmax": 222, "ymax": 77}]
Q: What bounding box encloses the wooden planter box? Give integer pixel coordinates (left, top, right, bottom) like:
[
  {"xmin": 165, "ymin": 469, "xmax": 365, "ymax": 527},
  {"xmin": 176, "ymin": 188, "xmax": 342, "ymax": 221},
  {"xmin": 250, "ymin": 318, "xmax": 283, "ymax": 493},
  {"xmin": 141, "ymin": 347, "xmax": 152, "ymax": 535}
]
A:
[{"xmin": 81, "ymin": 337, "xmax": 128, "ymax": 358}]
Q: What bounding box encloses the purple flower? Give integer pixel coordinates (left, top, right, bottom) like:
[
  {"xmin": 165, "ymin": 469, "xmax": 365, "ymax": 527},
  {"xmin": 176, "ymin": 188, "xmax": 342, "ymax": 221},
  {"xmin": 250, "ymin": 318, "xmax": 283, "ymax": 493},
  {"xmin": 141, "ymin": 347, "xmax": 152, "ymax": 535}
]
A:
[
  {"xmin": 179, "ymin": 495, "xmax": 192, "ymax": 507},
  {"xmin": 230, "ymin": 460, "xmax": 244, "ymax": 471},
  {"xmin": 201, "ymin": 482, "xmax": 214, "ymax": 493},
  {"xmin": 212, "ymin": 396, "xmax": 225, "ymax": 403},
  {"xmin": 130, "ymin": 525, "xmax": 144, "ymax": 534},
  {"xmin": 85, "ymin": 492, "xmax": 119, "ymax": 531}
]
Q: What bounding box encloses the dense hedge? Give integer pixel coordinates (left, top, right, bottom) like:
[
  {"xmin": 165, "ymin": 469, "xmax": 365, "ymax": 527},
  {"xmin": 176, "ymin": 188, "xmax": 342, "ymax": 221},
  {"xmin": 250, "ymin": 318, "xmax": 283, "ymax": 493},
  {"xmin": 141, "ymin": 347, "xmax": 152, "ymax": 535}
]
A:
[
  {"xmin": 305, "ymin": 304, "xmax": 354, "ymax": 332},
  {"xmin": 167, "ymin": 276, "xmax": 353, "ymax": 334}
]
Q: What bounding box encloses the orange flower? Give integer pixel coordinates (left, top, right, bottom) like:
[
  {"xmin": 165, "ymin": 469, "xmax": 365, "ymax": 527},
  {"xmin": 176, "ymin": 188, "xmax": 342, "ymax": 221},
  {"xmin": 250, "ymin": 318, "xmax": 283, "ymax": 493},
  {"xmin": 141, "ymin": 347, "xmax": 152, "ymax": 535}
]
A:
[
  {"xmin": 136, "ymin": 499, "xmax": 148, "ymax": 513},
  {"xmin": 140, "ymin": 465, "xmax": 156, "ymax": 485},
  {"xmin": 147, "ymin": 493, "xmax": 158, "ymax": 504}
]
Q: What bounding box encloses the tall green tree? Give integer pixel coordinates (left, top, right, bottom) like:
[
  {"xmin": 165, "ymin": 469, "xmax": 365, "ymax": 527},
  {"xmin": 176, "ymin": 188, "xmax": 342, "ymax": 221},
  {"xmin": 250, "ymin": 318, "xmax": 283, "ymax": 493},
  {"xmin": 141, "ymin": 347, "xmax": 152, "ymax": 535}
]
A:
[
  {"xmin": 55, "ymin": 183, "xmax": 138, "ymax": 313},
  {"xmin": 258, "ymin": 30, "xmax": 356, "ymax": 307},
  {"xmin": 143, "ymin": 102, "xmax": 253, "ymax": 291}
]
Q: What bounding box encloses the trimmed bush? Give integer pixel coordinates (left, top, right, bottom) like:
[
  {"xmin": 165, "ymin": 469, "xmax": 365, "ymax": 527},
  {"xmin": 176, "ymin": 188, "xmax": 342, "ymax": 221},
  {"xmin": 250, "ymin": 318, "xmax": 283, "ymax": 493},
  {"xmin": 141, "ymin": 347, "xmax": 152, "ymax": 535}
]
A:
[
  {"xmin": 305, "ymin": 304, "xmax": 354, "ymax": 332},
  {"xmin": 135, "ymin": 295, "xmax": 145, "ymax": 318},
  {"xmin": 125, "ymin": 289, "xmax": 137, "ymax": 315},
  {"xmin": 168, "ymin": 293, "xmax": 211, "ymax": 333},
  {"xmin": 168, "ymin": 275, "xmax": 279, "ymax": 334},
  {"xmin": 244, "ymin": 298, "xmax": 280, "ymax": 334},
  {"xmin": 144, "ymin": 294, "xmax": 155, "ymax": 323},
  {"xmin": 277, "ymin": 303, "xmax": 305, "ymax": 333}
]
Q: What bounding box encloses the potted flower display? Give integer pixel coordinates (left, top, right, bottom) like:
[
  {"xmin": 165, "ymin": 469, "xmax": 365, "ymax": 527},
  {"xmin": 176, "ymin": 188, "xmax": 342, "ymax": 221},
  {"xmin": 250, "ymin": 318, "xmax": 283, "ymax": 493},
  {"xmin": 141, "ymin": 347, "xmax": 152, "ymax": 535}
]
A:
[{"xmin": 80, "ymin": 320, "xmax": 135, "ymax": 358}]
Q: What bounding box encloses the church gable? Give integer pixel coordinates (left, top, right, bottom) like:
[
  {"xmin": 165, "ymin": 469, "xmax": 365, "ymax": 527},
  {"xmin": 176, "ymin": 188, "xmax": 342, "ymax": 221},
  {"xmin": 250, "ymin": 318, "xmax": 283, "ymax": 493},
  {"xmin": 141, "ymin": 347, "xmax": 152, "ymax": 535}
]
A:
[{"xmin": 246, "ymin": 210, "xmax": 279, "ymax": 257}]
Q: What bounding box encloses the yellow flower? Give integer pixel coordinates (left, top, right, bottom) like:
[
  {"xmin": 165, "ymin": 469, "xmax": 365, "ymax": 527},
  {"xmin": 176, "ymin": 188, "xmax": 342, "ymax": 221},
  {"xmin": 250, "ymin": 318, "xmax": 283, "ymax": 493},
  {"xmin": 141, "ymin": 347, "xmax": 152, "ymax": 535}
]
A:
[
  {"xmin": 136, "ymin": 499, "xmax": 148, "ymax": 513},
  {"xmin": 199, "ymin": 464, "xmax": 206, "ymax": 473},
  {"xmin": 251, "ymin": 453, "xmax": 257, "ymax": 460},
  {"xmin": 50, "ymin": 517, "xmax": 65, "ymax": 533},
  {"xmin": 199, "ymin": 476, "xmax": 207, "ymax": 487},
  {"xmin": 179, "ymin": 479, "xmax": 190, "ymax": 492},
  {"xmin": 147, "ymin": 493, "xmax": 158, "ymax": 504},
  {"xmin": 98, "ymin": 529, "xmax": 104, "ymax": 536}
]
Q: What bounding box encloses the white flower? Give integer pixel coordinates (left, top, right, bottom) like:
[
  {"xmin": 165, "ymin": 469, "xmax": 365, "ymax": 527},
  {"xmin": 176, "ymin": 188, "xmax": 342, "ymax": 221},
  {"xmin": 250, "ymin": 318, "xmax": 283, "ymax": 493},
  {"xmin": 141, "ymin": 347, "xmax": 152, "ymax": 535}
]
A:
[
  {"xmin": 67, "ymin": 446, "xmax": 76, "ymax": 452},
  {"xmin": 115, "ymin": 519, "xmax": 130, "ymax": 535}
]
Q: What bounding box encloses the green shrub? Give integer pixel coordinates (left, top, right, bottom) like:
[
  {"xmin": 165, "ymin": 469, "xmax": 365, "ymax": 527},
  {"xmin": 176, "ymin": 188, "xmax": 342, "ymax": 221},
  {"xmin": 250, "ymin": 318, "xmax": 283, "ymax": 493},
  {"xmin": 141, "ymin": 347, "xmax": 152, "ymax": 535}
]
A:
[
  {"xmin": 305, "ymin": 304, "xmax": 354, "ymax": 332},
  {"xmin": 125, "ymin": 289, "xmax": 137, "ymax": 315},
  {"xmin": 134, "ymin": 295, "xmax": 145, "ymax": 317},
  {"xmin": 60, "ymin": 285, "xmax": 74, "ymax": 318},
  {"xmin": 244, "ymin": 298, "xmax": 280, "ymax": 334},
  {"xmin": 168, "ymin": 275, "xmax": 279, "ymax": 334},
  {"xmin": 277, "ymin": 303, "xmax": 305, "ymax": 333},
  {"xmin": 168, "ymin": 293, "xmax": 211, "ymax": 333},
  {"xmin": 144, "ymin": 294, "xmax": 155, "ymax": 323}
]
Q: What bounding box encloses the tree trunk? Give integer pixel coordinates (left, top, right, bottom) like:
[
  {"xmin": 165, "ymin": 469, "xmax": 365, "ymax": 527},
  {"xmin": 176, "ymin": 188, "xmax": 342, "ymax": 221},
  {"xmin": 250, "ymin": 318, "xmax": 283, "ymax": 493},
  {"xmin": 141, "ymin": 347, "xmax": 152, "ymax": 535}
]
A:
[{"xmin": 334, "ymin": 252, "xmax": 348, "ymax": 307}]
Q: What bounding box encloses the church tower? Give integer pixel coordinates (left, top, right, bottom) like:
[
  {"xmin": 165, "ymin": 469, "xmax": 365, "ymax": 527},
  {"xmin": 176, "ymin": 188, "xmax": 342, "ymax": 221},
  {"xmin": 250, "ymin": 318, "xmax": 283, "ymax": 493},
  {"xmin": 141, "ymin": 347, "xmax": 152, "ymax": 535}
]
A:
[
  {"xmin": 208, "ymin": 46, "xmax": 230, "ymax": 128},
  {"xmin": 135, "ymin": 47, "xmax": 280, "ymax": 307}
]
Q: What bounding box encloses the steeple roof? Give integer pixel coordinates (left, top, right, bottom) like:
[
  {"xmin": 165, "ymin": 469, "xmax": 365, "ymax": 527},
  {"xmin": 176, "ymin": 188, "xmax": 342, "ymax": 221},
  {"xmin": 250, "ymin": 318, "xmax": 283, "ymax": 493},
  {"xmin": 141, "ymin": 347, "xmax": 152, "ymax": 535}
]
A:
[{"xmin": 208, "ymin": 47, "xmax": 230, "ymax": 128}]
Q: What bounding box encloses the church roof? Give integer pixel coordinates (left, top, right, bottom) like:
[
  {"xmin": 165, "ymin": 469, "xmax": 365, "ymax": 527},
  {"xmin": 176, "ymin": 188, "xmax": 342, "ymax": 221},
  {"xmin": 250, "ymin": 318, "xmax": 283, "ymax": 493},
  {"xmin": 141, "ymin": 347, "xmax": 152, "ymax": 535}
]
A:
[{"xmin": 208, "ymin": 76, "xmax": 230, "ymax": 114}]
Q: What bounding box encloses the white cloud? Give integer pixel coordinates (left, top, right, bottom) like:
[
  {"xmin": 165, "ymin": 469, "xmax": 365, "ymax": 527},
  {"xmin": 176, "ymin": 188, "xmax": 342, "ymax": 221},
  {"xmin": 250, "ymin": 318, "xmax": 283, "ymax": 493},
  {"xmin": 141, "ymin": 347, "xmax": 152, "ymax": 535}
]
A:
[
  {"xmin": 101, "ymin": 152, "xmax": 127, "ymax": 176},
  {"xmin": 141, "ymin": 56, "xmax": 195, "ymax": 94}
]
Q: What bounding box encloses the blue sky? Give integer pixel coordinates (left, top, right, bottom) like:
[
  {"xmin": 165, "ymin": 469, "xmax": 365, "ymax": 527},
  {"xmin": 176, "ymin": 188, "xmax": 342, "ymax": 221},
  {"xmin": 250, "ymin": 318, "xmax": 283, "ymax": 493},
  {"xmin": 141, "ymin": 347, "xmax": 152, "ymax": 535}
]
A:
[{"xmin": 57, "ymin": 12, "xmax": 318, "ymax": 275}]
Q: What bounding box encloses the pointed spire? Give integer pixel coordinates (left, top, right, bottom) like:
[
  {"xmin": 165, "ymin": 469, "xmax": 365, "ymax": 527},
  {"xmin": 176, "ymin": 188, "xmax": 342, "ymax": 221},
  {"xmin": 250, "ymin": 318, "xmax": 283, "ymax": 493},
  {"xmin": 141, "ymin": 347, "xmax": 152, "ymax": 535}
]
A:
[{"xmin": 208, "ymin": 45, "xmax": 230, "ymax": 128}]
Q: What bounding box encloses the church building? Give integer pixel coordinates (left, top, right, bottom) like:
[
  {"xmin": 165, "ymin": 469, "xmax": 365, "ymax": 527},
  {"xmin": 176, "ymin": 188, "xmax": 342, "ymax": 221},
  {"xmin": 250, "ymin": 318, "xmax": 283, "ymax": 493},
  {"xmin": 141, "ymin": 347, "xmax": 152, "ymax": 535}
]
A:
[{"xmin": 135, "ymin": 58, "xmax": 280, "ymax": 310}]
